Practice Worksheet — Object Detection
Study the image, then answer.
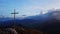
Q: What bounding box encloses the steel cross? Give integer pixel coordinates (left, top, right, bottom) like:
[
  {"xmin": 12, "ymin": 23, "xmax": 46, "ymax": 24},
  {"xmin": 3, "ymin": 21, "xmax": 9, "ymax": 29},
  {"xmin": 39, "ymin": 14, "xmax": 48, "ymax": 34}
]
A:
[{"xmin": 11, "ymin": 9, "xmax": 18, "ymax": 29}]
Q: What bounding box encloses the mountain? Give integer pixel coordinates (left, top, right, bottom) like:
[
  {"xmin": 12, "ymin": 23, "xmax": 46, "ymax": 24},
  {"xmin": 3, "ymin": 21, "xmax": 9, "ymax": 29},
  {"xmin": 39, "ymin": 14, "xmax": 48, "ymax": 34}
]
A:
[
  {"xmin": 0, "ymin": 9, "xmax": 60, "ymax": 34},
  {"xmin": 0, "ymin": 10, "xmax": 56, "ymax": 28},
  {"xmin": 0, "ymin": 17, "xmax": 13, "ymax": 22},
  {"xmin": 0, "ymin": 12, "xmax": 54, "ymax": 29}
]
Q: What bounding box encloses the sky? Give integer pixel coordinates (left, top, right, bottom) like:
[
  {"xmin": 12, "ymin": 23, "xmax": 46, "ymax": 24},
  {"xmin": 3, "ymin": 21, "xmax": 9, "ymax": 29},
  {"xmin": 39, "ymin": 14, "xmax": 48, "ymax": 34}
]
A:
[{"xmin": 0, "ymin": 0, "xmax": 60, "ymax": 18}]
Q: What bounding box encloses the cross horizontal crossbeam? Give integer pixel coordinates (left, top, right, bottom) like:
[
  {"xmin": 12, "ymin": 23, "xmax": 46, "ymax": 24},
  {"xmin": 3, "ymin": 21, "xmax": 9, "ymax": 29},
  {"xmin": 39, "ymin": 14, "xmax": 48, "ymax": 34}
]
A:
[{"xmin": 11, "ymin": 13, "xmax": 18, "ymax": 14}]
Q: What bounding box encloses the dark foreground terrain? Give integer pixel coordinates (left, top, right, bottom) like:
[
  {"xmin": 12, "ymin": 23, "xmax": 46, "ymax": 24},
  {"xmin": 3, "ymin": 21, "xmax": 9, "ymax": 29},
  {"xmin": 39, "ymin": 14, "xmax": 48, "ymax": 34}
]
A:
[{"xmin": 0, "ymin": 19, "xmax": 60, "ymax": 34}]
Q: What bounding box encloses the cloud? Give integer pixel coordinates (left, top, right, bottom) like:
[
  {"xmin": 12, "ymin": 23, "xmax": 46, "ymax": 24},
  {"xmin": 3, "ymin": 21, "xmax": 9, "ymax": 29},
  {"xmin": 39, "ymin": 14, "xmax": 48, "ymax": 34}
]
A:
[
  {"xmin": 27, "ymin": 0, "xmax": 60, "ymax": 9},
  {"xmin": 20, "ymin": 0, "xmax": 60, "ymax": 17}
]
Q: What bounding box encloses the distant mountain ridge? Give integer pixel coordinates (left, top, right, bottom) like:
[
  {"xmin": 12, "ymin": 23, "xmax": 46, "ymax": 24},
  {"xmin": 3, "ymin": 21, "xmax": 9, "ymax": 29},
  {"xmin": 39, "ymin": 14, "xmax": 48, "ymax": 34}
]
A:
[
  {"xmin": 0, "ymin": 11, "xmax": 54, "ymax": 28},
  {"xmin": 0, "ymin": 9, "xmax": 60, "ymax": 32}
]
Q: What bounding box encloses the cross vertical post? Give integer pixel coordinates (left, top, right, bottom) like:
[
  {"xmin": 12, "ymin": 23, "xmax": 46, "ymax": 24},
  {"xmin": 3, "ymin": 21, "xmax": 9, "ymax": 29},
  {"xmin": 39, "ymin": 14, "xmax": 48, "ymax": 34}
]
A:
[{"xmin": 11, "ymin": 9, "xmax": 18, "ymax": 30}]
